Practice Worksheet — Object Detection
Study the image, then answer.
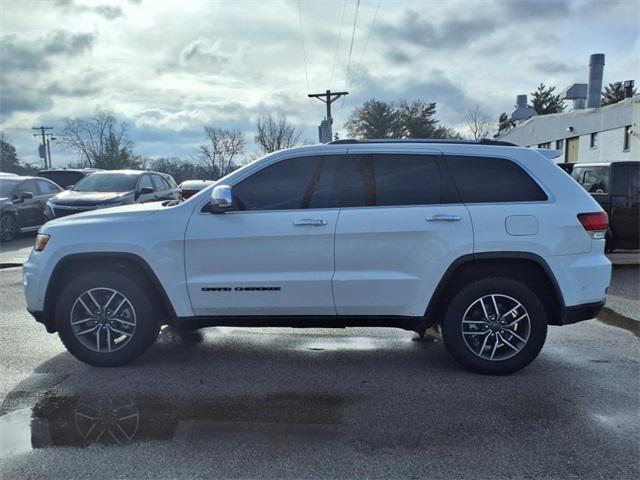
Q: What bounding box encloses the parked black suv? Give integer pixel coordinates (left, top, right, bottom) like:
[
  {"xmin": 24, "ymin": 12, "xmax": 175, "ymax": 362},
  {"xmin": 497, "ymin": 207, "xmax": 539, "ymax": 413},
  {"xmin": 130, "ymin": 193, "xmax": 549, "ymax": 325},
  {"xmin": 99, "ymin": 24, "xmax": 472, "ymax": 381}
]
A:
[
  {"xmin": 37, "ymin": 168, "xmax": 100, "ymax": 189},
  {"xmin": 0, "ymin": 176, "xmax": 62, "ymax": 241},
  {"xmin": 45, "ymin": 170, "xmax": 180, "ymax": 220},
  {"xmin": 570, "ymin": 161, "xmax": 639, "ymax": 250}
]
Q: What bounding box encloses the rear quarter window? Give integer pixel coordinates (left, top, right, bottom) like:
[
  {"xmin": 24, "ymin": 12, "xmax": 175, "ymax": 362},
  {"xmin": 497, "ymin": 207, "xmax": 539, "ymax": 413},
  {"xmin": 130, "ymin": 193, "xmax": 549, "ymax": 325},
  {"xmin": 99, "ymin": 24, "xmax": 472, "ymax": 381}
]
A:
[{"xmin": 446, "ymin": 155, "xmax": 548, "ymax": 203}]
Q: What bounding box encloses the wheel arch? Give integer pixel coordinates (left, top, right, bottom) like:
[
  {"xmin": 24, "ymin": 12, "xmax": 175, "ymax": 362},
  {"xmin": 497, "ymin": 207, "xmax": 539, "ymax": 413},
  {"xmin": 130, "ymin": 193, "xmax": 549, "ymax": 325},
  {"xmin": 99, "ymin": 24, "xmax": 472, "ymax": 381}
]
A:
[
  {"xmin": 424, "ymin": 252, "xmax": 566, "ymax": 327},
  {"xmin": 43, "ymin": 252, "xmax": 176, "ymax": 333}
]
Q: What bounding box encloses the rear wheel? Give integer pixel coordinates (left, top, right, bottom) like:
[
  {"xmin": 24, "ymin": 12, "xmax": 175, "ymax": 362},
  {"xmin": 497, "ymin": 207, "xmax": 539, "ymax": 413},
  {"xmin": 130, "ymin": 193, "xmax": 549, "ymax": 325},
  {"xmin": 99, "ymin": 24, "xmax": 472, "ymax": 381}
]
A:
[
  {"xmin": 56, "ymin": 270, "xmax": 160, "ymax": 366},
  {"xmin": 441, "ymin": 277, "xmax": 547, "ymax": 374},
  {"xmin": 0, "ymin": 214, "xmax": 16, "ymax": 242}
]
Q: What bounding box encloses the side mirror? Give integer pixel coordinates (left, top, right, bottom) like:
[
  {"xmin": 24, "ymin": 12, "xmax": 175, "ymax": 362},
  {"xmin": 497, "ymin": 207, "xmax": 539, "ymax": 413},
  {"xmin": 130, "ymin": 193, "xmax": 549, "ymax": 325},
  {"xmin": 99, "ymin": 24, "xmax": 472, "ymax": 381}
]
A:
[
  {"xmin": 140, "ymin": 187, "xmax": 154, "ymax": 195},
  {"xmin": 15, "ymin": 191, "xmax": 33, "ymax": 203},
  {"xmin": 208, "ymin": 185, "xmax": 233, "ymax": 213}
]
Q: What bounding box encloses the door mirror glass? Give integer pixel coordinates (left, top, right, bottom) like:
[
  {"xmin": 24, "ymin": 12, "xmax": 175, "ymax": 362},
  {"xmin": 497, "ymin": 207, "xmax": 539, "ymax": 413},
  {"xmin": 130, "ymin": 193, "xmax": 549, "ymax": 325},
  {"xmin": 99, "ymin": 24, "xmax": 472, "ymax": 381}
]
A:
[
  {"xmin": 139, "ymin": 187, "xmax": 154, "ymax": 195},
  {"xmin": 15, "ymin": 191, "xmax": 33, "ymax": 202},
  {"xmin": 209, "ymin": 185, "xmax": 233, "ymax": 213}
]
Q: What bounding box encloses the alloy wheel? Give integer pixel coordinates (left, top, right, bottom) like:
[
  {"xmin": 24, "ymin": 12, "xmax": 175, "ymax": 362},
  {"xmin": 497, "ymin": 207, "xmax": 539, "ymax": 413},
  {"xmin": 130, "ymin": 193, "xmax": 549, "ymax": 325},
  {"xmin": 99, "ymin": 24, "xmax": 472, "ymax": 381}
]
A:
[
  {"xmin": 0, "ymin": 215, "xmax": 16, "ymax": 242},
  {"xmin": 460, "ymin": 294, "xmax": 531, "ymax": 361},
  {"xmin": 70, "ymin": 288, "xmax": 137, "ymax": 353}
]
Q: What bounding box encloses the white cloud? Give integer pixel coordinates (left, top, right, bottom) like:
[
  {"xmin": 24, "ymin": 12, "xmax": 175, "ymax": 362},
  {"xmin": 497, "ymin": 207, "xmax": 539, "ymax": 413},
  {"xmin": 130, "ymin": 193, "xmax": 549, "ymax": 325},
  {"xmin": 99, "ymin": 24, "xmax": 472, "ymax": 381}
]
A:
[{"xmin": 0, "ymin": 0, "xmax": 638, "ymax": 166}]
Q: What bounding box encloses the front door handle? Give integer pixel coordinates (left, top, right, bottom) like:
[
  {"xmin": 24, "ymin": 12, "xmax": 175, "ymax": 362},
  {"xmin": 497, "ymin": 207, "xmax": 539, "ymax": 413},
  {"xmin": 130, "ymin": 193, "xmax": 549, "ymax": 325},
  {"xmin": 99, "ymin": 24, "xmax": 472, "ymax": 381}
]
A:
[
  {"xmin": 293, "ymin": 218, "xmax": 328, "ymax": 226},
  {"xmin": 426, "ymin": 214, "xmax": 461, "ymax": 222}
]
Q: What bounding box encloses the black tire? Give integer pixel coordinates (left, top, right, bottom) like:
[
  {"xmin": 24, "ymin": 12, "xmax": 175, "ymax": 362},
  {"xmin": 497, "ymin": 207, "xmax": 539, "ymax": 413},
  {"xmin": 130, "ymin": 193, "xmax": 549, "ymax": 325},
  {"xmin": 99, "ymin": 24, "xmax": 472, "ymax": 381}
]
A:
[
  {"xmin": 55, "ymin": 270, "xmax": 160, "ymax": 367},
  {"xmin": 441, "ymin": 277, "xmax": 547, "ymax": 375},
  {"xmin": 0, "ymin": 213, "xmax": 17, "ymax": 242}
]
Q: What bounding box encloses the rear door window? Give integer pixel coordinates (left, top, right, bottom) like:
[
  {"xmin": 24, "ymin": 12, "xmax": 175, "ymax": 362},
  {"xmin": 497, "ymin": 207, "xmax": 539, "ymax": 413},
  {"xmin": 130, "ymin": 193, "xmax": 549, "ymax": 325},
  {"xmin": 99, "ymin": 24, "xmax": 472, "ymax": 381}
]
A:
[
  {"xmin": 446, "ymin": 155, "xmax": 548, "ymax": 203},
  {"xmin": 371, "ymin": 154, "xmax": 441, "ymax": 206},
  {"xmin": 335, "ymin": 154, "xmax": 446, "ymax": 207},
  {"xmin": 139, "ymin": 175, "xmax": 154, "ymax": 191}
]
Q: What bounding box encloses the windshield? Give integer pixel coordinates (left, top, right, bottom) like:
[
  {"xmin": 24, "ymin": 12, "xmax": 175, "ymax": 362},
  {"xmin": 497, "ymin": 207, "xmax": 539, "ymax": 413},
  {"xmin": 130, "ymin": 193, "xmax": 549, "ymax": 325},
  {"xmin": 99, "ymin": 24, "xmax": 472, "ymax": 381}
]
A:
[
  {"xmin": 0, "ymin": 179, "xmax": 20, "ymax": 198},
  {"xmin": 72, "ymin": 173, "xmax": 138, "ymax": 193}
]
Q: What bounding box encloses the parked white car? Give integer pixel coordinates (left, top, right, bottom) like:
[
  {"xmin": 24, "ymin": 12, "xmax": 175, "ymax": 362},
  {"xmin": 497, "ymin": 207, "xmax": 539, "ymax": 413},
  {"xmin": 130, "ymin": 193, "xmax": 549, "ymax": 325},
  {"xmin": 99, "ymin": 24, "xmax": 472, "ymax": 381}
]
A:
[{"xmin": 23, "ymin": 140, "xmax": 611, "ymax": 373}]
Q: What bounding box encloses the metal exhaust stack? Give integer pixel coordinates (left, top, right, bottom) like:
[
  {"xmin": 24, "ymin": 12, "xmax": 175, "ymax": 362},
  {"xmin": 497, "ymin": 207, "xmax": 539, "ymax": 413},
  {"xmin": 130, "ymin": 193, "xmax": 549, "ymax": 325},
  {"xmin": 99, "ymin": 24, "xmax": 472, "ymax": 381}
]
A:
[
  {"xmin": 587, "ymin": 53, "xmax": 605, "ymax": 109},
  {"xmin": 510, "ymin": 94, "xmax": 537, "ymax": 124}
]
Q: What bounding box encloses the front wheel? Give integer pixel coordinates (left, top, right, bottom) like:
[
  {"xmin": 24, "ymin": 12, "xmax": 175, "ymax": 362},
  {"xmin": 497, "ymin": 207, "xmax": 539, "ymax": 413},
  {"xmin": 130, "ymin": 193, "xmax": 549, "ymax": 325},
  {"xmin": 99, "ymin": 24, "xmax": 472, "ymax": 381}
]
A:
[
  {"xmin": 441, "ymin": 277, "xmax": 547, "ymax": 375},
  {"xmin": 56, "ymin": 270, "xmax": 160, "ymax": 366},
  {"xmin": 0, "ymin": 214, "xmax": 17, "ymax": 242}
]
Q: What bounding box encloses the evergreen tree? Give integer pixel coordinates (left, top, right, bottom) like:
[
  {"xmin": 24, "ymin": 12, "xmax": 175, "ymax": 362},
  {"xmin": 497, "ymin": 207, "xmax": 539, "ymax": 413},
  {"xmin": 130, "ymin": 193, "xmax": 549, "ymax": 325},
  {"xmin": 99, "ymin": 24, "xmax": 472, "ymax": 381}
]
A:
[
  {"xmin": 602, "ymin": 82, "xmax": 637, "ymax": 105},
  {"xmin": 497, "ymin": 112, "xmax": 516, "ymax": 135},
  {"xmin": 345, "ymin": 98, "xmax": 455, "ymax": 139},
  {"xmin": 398, "ymin": 100, "xmax": 440, "ymax": 138},
  {"xmin": 345, "ymin": 99, "xmax": 402, "ymax": 139},
  {"xmin": 0, "ymin": 134, "xmax": 39, "ymax": 175},
  {"xmin": 529, "ymin": 83, "xmax": 565, "ymax": 115}
]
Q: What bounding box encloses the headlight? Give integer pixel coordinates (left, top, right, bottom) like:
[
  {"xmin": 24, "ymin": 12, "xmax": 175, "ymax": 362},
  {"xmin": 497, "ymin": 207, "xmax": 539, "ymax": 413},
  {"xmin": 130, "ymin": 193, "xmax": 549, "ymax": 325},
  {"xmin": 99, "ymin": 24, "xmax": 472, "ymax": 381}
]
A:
[{"xmin": 34, "ymin": 233, "xmax": 50, "ymax": 252}]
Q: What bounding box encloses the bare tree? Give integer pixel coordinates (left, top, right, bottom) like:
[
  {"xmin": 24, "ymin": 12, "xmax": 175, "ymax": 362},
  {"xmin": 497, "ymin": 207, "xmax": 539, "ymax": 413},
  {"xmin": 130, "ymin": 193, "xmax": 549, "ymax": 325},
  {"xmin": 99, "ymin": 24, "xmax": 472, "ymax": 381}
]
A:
[
  {"xmin": 465, "ymin": 106, "xmax": 493, "ymax": 141},
  {"xmin": 255, "ymin": 113, "xmax": 301, "ymax": 154},
  {"xmin": 198, "ymin": 126, "xmax": 246, "ymax": 178},
  {"xmin": 58, "ymin": 110, "xmax": 136, "ymax": 168}
]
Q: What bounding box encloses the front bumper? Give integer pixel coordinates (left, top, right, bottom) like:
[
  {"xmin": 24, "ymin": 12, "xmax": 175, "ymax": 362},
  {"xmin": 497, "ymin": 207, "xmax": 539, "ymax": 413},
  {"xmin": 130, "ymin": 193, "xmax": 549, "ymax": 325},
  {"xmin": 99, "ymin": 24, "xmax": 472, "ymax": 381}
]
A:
[
  {"xmin": 28, "ymin": 308, "xmax": 56, "ymax": 333},
  {"xmin": 559, "ymin": 300, "xmax": 606, "ymax": 325}
]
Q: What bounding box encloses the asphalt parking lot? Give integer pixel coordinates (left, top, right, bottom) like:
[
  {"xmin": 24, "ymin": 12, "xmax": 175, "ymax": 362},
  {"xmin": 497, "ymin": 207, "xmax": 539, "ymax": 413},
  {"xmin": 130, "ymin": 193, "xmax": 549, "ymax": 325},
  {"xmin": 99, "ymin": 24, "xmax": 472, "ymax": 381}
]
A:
[{"xmin": 0, "ymin": 265, "xmax": 638, "ymax": 480}]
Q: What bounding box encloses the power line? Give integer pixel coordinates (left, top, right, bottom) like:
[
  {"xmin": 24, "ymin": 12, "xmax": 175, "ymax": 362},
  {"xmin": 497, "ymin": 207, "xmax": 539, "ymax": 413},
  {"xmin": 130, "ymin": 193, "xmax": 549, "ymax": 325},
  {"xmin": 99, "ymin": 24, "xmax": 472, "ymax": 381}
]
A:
[
  {"xmin": 297, "ymin": 0, "xmax": 310, "ymax": 92},
  {"xmin": 340, "ymin": 0, "xmax": 382, "ymax": 116},
  {"xmin": 351, "ymin": 0, "xmax": 382, "ymax": 88},
  {"xmin": 343, "ymin": 0, "xmax": 361, "ymax": 91},
  {"xmin": 329, "ymin": 0, "xmax": 348, "ymax": 89}
]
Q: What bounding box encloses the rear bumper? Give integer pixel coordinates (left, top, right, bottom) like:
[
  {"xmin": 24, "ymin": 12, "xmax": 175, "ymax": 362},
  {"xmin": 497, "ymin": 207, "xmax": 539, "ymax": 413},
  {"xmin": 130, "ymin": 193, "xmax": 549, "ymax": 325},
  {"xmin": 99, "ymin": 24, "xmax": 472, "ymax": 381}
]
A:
[
  {"xmin": 559, "ymin": 300, "xmax": 605, "ymax": 325},
  {"xmin": 544, "ymin": 253, "xmax": 611, "ymax": 306}
]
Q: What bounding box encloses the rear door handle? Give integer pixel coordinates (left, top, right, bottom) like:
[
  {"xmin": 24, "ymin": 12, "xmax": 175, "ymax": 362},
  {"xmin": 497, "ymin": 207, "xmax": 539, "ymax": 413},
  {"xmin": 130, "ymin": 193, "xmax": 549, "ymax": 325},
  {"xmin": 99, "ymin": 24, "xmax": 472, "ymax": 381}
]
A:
[
  {"xmin": 426, "ymin": 214, "xmax": 461, "ymax": 222},
  {"xmin": 293, "ymin": 218, "xmax": 328, "ymax": 226}
]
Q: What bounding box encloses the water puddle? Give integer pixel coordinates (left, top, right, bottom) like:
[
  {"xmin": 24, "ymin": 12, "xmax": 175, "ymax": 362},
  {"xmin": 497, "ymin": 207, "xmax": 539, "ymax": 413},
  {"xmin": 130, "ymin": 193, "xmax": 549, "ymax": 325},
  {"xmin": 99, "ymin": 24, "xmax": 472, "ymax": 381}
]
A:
[
  {"xmin": 0, "ymin": 408, "xmax": 32, "ymax": 459},
  {"xmin": 0, "ymin": 392, "xmax": 348, "ymax": 456}
]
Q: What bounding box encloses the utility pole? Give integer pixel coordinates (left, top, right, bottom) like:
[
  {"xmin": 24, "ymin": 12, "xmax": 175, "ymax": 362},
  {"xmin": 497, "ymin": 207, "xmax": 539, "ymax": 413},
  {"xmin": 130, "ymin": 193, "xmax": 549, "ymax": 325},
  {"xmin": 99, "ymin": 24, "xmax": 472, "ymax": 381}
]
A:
[
  {"xmin": 32, "ymin": 126, "xmax": 54, "ymax": 169},
  {"xmin": 46, "ymin": 136, "xmax": 56, "ymax": 168},
  {"xmin": 308, "ymin": 90, "xmax": 348, "ymax": 143}
]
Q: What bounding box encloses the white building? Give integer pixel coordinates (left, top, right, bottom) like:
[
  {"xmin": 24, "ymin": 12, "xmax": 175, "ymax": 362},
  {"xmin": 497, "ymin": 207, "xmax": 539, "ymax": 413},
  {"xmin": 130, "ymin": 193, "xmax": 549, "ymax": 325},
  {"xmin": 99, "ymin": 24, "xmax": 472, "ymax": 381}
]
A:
[
  {"xmin": 497, "ymin": 95, "xmax": 638, "ymax": 163},
  {"xmin": 496, "ymin": 53, "xmax": 638, "ymax": 164}
]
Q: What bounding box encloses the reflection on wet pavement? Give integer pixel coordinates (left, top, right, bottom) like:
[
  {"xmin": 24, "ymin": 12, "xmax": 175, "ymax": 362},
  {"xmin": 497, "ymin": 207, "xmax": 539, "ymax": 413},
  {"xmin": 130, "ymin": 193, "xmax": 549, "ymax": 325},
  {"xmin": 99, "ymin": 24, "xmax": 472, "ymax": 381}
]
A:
[{"xmin": 0, "ymin": 392, "xmax": 348, "ymax": 455}]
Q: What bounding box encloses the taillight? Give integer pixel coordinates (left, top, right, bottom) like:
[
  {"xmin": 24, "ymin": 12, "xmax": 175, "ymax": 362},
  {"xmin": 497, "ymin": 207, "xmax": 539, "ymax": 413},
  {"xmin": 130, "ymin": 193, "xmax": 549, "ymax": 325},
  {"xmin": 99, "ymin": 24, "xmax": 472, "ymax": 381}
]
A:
[{"xmin": 578, "ymin": 212, "xmax": 609, "ymax": 233}]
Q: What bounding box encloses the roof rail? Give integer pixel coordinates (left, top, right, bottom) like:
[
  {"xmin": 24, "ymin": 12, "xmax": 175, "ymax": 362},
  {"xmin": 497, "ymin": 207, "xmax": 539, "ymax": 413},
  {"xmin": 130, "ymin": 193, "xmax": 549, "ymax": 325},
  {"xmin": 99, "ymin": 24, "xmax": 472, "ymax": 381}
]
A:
[{"xmin": 328, "ymin": 138, "xmax": 517, "ymax": 147}]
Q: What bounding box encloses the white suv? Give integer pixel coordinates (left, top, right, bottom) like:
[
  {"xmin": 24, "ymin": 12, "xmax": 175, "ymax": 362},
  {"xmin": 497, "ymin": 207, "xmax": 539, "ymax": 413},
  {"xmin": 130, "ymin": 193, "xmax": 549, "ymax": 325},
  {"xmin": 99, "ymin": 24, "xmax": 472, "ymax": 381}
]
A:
[{"xmin": 23, "ymin": 140, "xmax": 611, "ymax": 374}]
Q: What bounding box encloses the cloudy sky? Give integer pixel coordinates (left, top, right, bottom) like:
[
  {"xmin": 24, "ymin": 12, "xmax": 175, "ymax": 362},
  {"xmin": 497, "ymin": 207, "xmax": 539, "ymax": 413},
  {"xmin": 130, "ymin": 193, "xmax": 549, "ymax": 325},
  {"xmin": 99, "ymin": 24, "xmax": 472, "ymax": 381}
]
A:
[{"xmin": 1, "ymin": 0, "xmax": 638, "ymax": 166}]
